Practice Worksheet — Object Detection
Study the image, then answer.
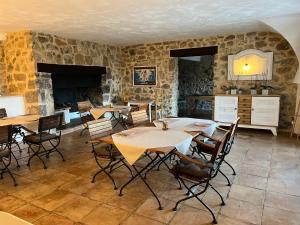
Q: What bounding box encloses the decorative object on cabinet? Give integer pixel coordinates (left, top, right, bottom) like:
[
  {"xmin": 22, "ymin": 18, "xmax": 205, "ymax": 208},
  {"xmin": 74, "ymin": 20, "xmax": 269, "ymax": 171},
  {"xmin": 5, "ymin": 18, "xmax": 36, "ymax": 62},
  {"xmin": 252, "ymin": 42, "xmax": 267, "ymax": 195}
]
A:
[
  {"xmin": 214, "ymin": 95, "xmax": 280, "ymax": 136},
  {"xmin": 228, "ymin": 49, "xmax": 273, "ymax": 81}
]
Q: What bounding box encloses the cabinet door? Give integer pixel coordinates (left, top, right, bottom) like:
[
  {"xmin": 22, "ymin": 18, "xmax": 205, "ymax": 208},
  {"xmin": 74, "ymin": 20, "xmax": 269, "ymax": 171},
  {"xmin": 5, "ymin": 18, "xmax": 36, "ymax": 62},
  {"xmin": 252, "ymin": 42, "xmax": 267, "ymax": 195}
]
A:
[
  {"xmin": 251, "ymin": 97, "xmax": 280, "ymax": 126},
  {"xmin": 214, "ymin": 96, "xmax": 238, "ymax": 123}
]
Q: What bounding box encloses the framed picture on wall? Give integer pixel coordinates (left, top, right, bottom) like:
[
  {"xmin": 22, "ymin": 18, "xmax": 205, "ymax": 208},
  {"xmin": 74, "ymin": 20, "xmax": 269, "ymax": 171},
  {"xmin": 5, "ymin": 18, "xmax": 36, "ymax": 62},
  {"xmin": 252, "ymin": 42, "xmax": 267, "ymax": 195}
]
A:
[{"xmin": 133, "ymin": 66, "xmax": 157, "ymax": 86}]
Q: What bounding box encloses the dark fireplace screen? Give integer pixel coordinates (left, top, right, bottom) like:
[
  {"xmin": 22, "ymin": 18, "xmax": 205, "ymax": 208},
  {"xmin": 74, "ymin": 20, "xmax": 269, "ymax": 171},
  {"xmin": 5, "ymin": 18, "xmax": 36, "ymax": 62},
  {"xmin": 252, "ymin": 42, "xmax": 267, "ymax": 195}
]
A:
[{"xmin": 37, "ymin": 63, "xmax": 106, "ymax": 112}]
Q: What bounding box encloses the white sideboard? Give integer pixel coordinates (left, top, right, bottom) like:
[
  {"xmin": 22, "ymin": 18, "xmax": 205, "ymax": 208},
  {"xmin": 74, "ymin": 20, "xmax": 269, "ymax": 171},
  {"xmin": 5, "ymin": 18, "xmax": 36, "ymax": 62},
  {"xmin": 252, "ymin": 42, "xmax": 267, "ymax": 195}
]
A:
[{"xmin": 214, "ymin": 95, "xmax": 280, "ymax": 136}]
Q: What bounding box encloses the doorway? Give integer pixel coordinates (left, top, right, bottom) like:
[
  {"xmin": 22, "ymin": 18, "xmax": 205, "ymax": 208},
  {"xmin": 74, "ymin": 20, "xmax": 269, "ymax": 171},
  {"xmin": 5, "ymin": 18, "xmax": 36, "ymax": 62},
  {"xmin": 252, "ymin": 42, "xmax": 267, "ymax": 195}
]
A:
[{"xmin": 177, "ymin": 55, "xmax": 214, "ymax": 119}]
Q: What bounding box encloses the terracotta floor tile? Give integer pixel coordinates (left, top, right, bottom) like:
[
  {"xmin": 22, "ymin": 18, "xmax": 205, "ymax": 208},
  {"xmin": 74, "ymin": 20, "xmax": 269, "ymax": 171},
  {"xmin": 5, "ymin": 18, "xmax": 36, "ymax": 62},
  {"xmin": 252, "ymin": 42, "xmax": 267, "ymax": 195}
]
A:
[
  {"xmin": 54, "ymin": 196, "xmax": 99, "ymax": 221},
  {"xmin": 220, "ymin": 198, "xmax": 263, "ymax": 225},
  {"xmin": 0, "ymin": 195, "xmax": 27, "ymax": 212},
  {"xmin": 265, "ymin": 191, "xmax": 300, "ymax": 213},
  {"xmin": 262, "ymin": 206, "xmax": 300, "ymax": 225},
  {"xmin": 34, "ymin": 213, "xmax": 75, "ymax": 225},
  {"xmin": 32, "ymin": 189, "xmax": 77, "ymax": 211},
  {"xmin": 229, "ymin": 185, "xmax": 265, "ymax": 206},
  {"xmin": 234, "ymin": 174, "xmax": 268, "ymax": 190},
  {"xmin": 170, "ymin": 205, "xmax": 214, "ymax": 225},
  {"xmin": 239, "ymin": 163, "xmax": 269, "ymax": 177},
  {"xmin": 217, "ymin": 215, "xmax": 257, "ymax": 225},
  {"xmin": 11, "ymin": 204, "xmax": 47, "ymax": 223},
  {"xmin": 80, "ymin": 204, "xmax": 129, "ymax": 225},
  {"xmin": 121, "ymin": 214, "xmax": 164, "ymax": 225},
  {"xmin": 135, "ymin": 197, "xmax": 177, "ymax": 224}
]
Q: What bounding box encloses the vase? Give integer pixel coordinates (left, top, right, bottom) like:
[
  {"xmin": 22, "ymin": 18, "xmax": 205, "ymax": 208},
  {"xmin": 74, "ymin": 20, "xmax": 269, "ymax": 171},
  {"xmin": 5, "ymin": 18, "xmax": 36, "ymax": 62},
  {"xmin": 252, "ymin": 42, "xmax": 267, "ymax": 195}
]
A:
[
  {"xmin": 230, "ymin": 89, "xmax": 237, "ymax": 95},
  {"xmin": 262, "ymin": 89, "xmax": 269, "ymax": 95},
  {"xmin": 250, "ymin": 89, "xmax": 257, "ymax": 95}
]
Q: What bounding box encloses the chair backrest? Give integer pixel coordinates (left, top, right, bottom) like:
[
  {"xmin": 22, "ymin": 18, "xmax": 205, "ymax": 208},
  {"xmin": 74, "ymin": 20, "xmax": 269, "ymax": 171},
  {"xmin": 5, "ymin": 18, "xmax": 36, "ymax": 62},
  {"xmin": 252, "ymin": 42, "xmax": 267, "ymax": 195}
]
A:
[
  {"xmin": 230, "ymin": 117, "xmax": 240, "ymax": 141},
  {"xmin": 77, "ymin": 100, "xmax": 93, "ymax": 113},
  {"xmin": 210, "ymin": 130, "xmax": 231, "ymax": 163},
  {"xmin": 87, "ymin": 118, "xmax": 113, "ymax": 140},
  {"xmin": 0, "ymin": 125, "xmax": 12, "ymax": 146},
  {"xmin": 131, "ymin": 110, "xmax": 149, "ymax": 126},
  {"xmin": 38, "ymin": 113, "xmax": 63, "ymax": 132},
  {"xmin": 0, "ymin": 108, "xmax": 7, "ymax": 118}
]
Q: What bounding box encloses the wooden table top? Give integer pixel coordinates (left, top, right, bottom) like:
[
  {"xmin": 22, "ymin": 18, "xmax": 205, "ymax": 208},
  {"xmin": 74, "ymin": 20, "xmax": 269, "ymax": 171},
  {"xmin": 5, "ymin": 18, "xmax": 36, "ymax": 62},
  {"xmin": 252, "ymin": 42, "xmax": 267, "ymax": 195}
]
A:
[{"xmin": 0, "ymin": 114, "xmax": 40, "ymax": 126}]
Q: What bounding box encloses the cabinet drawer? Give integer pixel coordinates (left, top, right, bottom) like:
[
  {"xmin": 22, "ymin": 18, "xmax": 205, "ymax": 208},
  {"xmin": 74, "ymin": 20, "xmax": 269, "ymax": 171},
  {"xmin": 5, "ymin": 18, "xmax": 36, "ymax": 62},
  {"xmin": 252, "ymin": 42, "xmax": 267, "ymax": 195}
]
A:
[
  {"xmin": 239, "ymin": 96, "xmax": 252, "ymax": 104},
  {"xmin": 238, "ymin": 108, "xmax": 251, "ymax": 114},
  {"xmin": 238, "ymin": 113, "xmax": 251, "ymax": 119},
  {"xmin": 238, "ymin": 103, "xmax": 251, "ymax": 108},
  {"xmin": 240, "ymin": 118, "xmax": 251, "ymax": 124}
]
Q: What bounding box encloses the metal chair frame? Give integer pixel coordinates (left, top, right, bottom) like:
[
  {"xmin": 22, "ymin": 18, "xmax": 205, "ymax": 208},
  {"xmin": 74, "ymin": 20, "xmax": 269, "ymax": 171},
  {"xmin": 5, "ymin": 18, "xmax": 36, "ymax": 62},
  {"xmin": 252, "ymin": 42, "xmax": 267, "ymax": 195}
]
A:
[
  {"xmin": 0, "ymin": 125, "xmax": 17, "ymax": 186},
  {"xmin": 170, "ymin": 130, "xmax": 231, "ymax": 224},
  {"xmin": 87, "ymin": 118, "xmax": 133, "ymax": 189},
  {"xmin": 25, "ymin": 113, "xmax": 64, "ymax": 169}
]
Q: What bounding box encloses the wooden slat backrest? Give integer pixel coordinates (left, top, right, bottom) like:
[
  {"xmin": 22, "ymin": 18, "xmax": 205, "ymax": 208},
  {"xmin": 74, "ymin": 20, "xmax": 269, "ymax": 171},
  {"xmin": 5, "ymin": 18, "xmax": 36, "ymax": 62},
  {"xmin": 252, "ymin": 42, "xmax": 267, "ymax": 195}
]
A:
[
  {"xmin": 78, "ymin": 100, "xmax": 93, "ymax": 113},
  {"xmin": 131, "ymin": 110, "xmax": 148, "ymax": 126},
  {"xmin": 87, "ymin": 118, "xmax": 113, "ymax": 140}
]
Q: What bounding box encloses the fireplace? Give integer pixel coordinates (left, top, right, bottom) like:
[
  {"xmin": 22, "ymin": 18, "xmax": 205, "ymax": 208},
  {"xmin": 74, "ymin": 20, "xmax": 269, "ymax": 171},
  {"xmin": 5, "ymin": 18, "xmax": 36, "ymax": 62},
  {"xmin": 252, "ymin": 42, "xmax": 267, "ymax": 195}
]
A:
[{"xmin": 37, "ymin": 63, "xmax": 106, "ymax": 112}]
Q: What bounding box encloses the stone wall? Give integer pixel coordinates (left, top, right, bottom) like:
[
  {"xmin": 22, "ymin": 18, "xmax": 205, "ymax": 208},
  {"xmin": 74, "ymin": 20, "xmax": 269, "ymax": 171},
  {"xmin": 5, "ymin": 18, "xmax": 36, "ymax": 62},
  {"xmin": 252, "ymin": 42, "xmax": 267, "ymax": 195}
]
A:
[
  {"xmin": 31, "ymin": 32, "xmax": 123, "ymax": 115},
  {"xmin": 3, "ymin": 31, "xmax": 38, "ymax": 113},
  {"xmin": 121, "ymin": 32, "xmax": 299, "ymax": 128},
  {"xmin": 0, "ymin": 41, "xmax": 6, "ymax": 94}
]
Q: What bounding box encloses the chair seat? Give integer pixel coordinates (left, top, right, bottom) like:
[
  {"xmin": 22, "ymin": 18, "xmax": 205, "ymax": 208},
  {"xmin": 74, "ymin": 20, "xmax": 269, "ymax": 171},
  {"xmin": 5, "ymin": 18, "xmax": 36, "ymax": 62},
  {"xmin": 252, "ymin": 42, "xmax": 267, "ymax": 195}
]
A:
[
  {"xmin": 93, "ymin": 143, "xmax": 123, "ymax": 160},
  {"xmin": 25, "ymin": 132, "xmax": 58, "ymax": 143},
  {"xmin": 170, "ymin": 156, "xmax": 211, "ymax": 180},
  {"xmin": 0, "ymin": 149, "xmax": 10, "ymax": 158}
]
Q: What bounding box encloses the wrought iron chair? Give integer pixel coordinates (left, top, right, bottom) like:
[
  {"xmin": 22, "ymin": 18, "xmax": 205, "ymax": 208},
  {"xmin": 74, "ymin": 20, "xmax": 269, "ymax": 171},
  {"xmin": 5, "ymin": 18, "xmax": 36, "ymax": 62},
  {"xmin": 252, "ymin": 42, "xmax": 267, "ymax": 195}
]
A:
[
  {"xmin": 87, "ymin": 118, "xmax": 133, "ymax": 189},
  {"xmin": 77, "ymin": 100, "xmax": 95, "ymax": 136},
  {"xmin": 193, "ymin": 118, "xmax": 240, "ymax": 185},
  {"xmin": 0, "ymin": 125, "xmax": 17, "ymax": 186},
  {"xmin": 170, "ymin": 130, "xmax": 231, "ymax": 224},
  {"xmin": 24, "ymin": 113, "xmax": 64, "ymax": 169},
  {"xmin": 0, "ymin": 108, "xmax": 21, "ymax": 167}
]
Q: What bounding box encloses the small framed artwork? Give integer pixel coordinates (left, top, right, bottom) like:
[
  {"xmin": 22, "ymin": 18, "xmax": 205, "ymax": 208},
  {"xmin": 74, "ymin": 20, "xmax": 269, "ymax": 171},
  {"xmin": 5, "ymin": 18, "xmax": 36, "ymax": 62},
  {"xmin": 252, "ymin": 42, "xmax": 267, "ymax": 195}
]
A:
[{"xmin": 133, "ymin": 66, "xmax": 157, "ymax": 86}]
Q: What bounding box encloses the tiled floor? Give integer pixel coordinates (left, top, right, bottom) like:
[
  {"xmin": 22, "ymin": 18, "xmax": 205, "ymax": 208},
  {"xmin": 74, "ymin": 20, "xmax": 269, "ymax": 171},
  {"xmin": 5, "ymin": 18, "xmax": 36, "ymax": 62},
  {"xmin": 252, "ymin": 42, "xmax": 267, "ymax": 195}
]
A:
[{"xmin": 1, "ymin": 128, "xmax": 300, "ymax": 225}]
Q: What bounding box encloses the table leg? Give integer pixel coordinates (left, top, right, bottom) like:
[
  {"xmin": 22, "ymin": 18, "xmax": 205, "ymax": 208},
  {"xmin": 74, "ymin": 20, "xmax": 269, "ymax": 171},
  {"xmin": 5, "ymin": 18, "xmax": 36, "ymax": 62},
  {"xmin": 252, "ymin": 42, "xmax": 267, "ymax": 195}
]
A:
[{"xmin": 118, "ymin": 151, "xmax": 175, "ymax": 210}]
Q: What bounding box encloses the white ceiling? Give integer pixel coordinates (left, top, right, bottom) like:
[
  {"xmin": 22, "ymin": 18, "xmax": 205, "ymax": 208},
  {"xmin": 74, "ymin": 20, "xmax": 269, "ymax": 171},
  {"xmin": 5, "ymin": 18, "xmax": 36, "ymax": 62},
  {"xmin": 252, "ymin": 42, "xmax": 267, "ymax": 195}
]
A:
[{"xmin": 0, "ymin": 0, "xmax": 300, "ymax": 45}]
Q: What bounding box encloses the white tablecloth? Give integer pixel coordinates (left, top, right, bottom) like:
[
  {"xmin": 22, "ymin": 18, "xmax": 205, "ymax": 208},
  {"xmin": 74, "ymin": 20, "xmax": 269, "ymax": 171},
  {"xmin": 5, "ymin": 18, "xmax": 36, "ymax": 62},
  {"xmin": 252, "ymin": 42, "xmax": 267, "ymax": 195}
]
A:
[
  {"xmin": 153, "ymin": 117, "xmax": 216, "ymax": 136},
  {"xmin": 0, "ymin": 211, "xmax": 33, "ymax": 225},
  {"xmin": 112, "ymin": 127, "xmax": 193, "ymax": 165}
]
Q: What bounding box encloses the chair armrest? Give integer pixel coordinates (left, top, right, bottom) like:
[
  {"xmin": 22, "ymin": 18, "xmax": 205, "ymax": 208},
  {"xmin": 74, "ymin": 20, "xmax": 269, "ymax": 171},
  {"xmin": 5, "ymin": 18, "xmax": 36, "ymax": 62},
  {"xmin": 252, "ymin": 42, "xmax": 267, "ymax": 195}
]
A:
[
  {"xmin": 192, "ymin": 139, "xmax": 215, "ymax": 151},
  {"xmin": 88, "ymin": 135, "xmax": 114, "ymax": 145},
  {"xmin": 216, "ymin": 127, "xmax": 229, "ymax": 132},
  {"xmin": 174, "ymin": 151, "xmax": 211, "ymax": 169},
  {"xmin": 195, "ymin": 131, "xmax": 220, "ymax": 142}
]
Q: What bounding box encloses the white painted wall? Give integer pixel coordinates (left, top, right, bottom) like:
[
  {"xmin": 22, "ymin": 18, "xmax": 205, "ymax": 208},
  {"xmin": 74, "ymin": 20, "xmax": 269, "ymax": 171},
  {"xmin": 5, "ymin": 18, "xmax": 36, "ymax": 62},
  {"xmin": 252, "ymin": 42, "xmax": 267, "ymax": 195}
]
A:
[{"xmin": 262, "ymin": 14, "xmax": 300, "ymax": 133}]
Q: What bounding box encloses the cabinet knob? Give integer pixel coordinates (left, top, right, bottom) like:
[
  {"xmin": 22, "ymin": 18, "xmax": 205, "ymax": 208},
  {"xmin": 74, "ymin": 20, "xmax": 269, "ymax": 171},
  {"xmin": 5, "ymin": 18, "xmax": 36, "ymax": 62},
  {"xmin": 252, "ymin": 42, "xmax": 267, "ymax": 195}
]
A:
[{"xmin": 251, "ymin": 108, "xmax": 254, "ymax": 111}]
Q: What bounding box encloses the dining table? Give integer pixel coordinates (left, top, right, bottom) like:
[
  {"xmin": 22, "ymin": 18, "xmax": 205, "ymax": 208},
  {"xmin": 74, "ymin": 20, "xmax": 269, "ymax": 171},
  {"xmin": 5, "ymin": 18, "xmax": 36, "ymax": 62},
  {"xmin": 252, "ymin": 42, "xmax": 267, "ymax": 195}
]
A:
[
  {"xmin": 0, "ymin": 114, "xmax": 40, "ymax": 126},
  {"xmin": 110, "ymin": 117, "xmax": 217, "ymax": 209},
  {"xmin": 89, "ymin": 105, "xmax": 131, "ymax": 129}
]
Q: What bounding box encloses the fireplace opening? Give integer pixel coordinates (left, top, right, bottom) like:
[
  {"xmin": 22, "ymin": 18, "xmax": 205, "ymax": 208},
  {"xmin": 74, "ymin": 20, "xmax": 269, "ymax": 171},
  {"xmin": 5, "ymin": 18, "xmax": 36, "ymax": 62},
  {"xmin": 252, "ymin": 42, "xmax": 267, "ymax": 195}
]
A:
[{"xmin": 37, "ymin": 63, "xmax": 106, "ymax": 113}]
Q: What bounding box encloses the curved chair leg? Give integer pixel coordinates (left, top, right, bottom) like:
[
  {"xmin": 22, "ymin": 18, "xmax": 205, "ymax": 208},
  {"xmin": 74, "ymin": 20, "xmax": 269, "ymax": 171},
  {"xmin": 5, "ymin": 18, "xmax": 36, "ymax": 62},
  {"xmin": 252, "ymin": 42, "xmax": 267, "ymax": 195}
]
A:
[
  {"xmin": 224, "ymin": 160, "xmax": 236, "ymax": 175},
  {"xmin": 209, "ymin": 183, "xmax": 225, "ymax": 206},
  {"xmin": 27, "ymin": 145, "xmax": 47, "ymax": 169},
  {"xmin": 219, "ymin": 170, "xmax": 231, "ymax": 186},
  {"xmin": 10, "ymin": 151, "xmax": 20, "ymax": 168},
  {"xmin": 175, "ymin": 179, "xmax": 217, "ymax": 224}
]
